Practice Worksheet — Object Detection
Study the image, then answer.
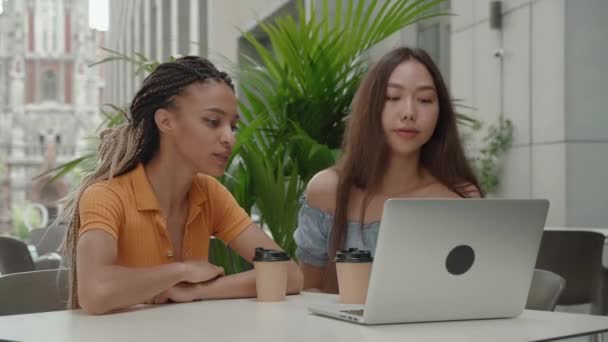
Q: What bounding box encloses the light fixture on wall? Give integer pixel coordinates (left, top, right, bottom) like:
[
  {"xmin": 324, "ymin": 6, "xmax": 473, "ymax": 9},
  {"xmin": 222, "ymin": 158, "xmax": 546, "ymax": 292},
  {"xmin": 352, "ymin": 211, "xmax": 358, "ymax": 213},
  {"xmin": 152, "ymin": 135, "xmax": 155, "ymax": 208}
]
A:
[{"xmin": 490, "ymin": 1, "xmax": 503, "ymax": 30}]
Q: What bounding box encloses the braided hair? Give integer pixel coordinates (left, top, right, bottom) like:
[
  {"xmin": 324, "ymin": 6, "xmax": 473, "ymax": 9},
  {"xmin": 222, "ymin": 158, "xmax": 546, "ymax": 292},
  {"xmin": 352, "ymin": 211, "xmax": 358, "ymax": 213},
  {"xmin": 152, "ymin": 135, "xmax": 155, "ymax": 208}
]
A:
[{"xmin": 56, "ymin": 56, "xmax": 234, "ymax": 309}]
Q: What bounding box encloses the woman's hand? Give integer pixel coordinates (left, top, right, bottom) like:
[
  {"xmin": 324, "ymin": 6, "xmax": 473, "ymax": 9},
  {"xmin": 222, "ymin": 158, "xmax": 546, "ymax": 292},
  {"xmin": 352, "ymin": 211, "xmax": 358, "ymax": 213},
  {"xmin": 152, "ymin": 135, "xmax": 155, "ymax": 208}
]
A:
[
  {"xmin": 181, "ymin": 260, "xmax": 225, "ymax": 284},
  {"xmin": 145, "ymin": 262, "xmax": 224, "ymax": 305},
  {"xmin": 153, "ymin": 283, "xmax": 204, "ymax": 304}
]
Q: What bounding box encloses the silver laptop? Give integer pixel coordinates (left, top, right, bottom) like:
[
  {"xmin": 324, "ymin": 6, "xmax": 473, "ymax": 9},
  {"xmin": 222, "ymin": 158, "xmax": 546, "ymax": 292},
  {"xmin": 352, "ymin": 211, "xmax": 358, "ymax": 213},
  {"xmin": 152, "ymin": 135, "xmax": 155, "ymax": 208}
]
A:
[{"xmin": 308, "ymin": 199, "xmax": 550, "ymax": 325}]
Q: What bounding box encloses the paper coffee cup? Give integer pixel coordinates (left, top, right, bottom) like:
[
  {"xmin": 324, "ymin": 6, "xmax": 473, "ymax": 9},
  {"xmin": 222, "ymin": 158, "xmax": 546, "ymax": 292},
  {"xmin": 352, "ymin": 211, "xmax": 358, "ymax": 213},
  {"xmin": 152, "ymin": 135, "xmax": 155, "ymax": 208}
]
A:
[
  {"xmin": 335, "ymin": 248, "xmax": 373, "ymax": 304},
  {"xmin": 253, "ymin": 247, "xmax": 290, "ymax": 302}
]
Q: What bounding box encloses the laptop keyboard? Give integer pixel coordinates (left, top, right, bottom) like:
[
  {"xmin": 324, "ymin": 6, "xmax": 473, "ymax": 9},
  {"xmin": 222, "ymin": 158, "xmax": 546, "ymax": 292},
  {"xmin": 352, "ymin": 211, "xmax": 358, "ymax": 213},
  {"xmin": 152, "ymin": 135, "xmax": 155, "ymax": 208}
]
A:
[{"xmin": 341, "ymin": 309, "xmax": 364, "ymax": 316}]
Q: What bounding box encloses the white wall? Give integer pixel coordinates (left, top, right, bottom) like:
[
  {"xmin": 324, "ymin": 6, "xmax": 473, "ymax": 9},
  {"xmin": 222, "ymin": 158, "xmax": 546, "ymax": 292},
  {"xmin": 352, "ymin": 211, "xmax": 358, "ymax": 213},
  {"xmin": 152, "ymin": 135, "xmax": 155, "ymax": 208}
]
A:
[
  {"xmin": 450, "ymin": 0, "xmax": 569, "ymax": 226},
  {"xmin": 564, "ymin": 0, "xmax": 608, "ymax": 228},
  {"xmin": 207, "ymin": 0, "xmax": 289, "ymax": 66},
  {"xmin": 451, "ymin": 0, "xmax": 607, "ymax": 228}
]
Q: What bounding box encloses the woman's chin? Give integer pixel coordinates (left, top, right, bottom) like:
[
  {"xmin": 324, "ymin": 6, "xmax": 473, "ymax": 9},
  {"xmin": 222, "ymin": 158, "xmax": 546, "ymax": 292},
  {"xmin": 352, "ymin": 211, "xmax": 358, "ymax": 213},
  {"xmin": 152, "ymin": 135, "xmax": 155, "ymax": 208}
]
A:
[
  {"xmin": 388, "ymin": 146, "xmax": 423, "ymax": 159},
  {"xmin": 193, "ymin": 165, "xmax": 225, "ymax": 177},
  {"xmin": 208, "ymin": 166, "xmax": 227, "ymax": 178}
]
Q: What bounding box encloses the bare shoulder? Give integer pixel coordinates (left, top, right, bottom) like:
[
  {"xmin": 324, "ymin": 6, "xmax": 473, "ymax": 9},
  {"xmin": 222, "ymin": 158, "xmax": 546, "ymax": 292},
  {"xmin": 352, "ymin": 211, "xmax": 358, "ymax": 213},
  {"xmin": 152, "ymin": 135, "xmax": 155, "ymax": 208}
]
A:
[
  {"xmin": 423, "ymin": 182, "xmax": 482, "ymax": 198},
  {"xmin": 305, "ymin": 168, "xmax": 340, "ymax": 213},
  {"xmin": 423, "ymin": 183, "xmax": 462, "ymax": 198},
  {"xmin": 459, "ymin": 183, "xmax": 482, "ymax": 198}
]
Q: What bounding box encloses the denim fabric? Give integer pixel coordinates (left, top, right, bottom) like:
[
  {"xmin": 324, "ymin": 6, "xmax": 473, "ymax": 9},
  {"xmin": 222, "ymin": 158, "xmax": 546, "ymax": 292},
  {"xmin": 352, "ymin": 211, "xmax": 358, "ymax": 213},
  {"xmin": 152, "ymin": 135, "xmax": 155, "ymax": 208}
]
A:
[{"xmin": 293, "ymin": 197, "xmax": 380, "ymax": 267}]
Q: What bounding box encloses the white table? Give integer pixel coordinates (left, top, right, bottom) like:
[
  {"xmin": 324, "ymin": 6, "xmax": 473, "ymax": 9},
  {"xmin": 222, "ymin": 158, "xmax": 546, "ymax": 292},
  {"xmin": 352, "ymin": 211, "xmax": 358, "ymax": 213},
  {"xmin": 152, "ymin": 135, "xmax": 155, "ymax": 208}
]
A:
[{"xmin": 1, "ymin": 293, "xmax": 608, "ymax": 341}]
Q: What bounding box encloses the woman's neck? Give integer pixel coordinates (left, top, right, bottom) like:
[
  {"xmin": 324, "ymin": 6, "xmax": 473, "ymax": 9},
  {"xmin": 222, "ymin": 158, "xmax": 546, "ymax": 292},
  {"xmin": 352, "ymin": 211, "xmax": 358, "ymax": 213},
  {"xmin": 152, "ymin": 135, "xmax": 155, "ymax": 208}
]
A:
[
  {"xmin": 377, "ymin": 151, "xmax": 426, "ymax": 196},
  {"xmin": 144, "ymin": 153, "xmax": 195, "ymax": 215}
]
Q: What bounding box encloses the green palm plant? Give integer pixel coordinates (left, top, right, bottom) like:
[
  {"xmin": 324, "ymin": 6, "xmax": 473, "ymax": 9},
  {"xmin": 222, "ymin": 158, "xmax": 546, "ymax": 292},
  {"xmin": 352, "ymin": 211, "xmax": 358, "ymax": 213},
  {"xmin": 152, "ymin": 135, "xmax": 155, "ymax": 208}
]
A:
[
  {"xmin": 226, "ymin": 0, "xmax": 452, "ymax": 261},
  {"xmin": 10, "ymin": 202, "xmax": 42, "ymax": 241},
  {"xmin": 236, "ymin": 0, "xmax": 450, "ymax": 150},
  {"xmin": 43, "ymin": 0, "xmax": 479, "ymax": 273}
]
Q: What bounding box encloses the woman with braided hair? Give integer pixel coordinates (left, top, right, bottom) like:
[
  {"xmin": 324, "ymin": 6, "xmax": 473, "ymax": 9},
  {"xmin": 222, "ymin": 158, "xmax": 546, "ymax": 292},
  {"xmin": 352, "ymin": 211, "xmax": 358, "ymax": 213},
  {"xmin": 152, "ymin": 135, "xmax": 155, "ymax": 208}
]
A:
[{"xmin": 58, "ymin": 56, "xmax": 303, "ymax": 314}]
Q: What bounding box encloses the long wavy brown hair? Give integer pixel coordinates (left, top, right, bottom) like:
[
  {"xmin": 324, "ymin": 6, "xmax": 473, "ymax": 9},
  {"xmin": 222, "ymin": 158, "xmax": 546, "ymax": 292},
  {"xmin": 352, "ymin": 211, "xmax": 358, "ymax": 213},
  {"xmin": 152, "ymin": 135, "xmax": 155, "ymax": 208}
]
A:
[{"xmin": 322, "ymin": 47, "xmax": 482, "ymax": 292}]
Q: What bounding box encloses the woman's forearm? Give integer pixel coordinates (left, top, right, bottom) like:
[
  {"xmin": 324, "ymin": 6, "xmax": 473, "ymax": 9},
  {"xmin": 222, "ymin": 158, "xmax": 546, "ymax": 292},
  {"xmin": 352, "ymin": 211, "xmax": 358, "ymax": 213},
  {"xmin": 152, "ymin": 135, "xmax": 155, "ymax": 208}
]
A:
[
  {"xmin": 198, "ymin": 270, "xmax": 257, "ymax": 300},
  {"xmin": 78, "ymin": 263, "xmax": 186, "ymax": 314},
  {"xmin": 287, "ymin": 260, "xmax": 304, "ymax": 294},
  {"xmin": 198, "ymin": 261, "xmax": 302, "ymax": 300}
]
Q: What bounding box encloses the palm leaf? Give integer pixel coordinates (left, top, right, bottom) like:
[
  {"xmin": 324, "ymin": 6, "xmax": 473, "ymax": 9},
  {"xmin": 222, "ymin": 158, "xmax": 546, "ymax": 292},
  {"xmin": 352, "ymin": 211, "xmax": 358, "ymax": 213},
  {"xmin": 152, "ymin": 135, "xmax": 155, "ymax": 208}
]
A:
[
  {"xmin": 34, "ymin": 154, "xmax": 96, "ymax": 185},
  {"xmin": 230, "ymin": 0, "xmax": 450, "ymax": 256}
]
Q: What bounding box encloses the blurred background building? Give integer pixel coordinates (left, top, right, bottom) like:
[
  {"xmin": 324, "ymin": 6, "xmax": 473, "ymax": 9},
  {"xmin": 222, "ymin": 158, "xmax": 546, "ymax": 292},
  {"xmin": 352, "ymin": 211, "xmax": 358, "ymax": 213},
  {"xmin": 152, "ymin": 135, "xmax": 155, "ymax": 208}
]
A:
[{"xmin": 0, "ymin": 0, "xmax": 105, "ymax": 232}]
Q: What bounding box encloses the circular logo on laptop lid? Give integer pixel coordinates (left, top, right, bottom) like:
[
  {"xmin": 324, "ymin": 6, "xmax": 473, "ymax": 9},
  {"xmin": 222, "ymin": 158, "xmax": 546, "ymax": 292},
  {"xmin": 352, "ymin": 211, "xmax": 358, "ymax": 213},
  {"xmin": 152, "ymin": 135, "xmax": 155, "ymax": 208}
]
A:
[{"xmin": 446, "ymin": 245, "xmax": 475, "ymax": 275}]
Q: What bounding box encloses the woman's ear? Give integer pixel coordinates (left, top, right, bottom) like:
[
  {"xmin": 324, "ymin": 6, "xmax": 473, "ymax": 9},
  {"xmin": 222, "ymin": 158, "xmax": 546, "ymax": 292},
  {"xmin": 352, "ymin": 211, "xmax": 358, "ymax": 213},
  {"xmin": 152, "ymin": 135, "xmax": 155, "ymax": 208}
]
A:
[{"xmin": 154, "ymin": 108, "xmax": 175, "ymax": 134}]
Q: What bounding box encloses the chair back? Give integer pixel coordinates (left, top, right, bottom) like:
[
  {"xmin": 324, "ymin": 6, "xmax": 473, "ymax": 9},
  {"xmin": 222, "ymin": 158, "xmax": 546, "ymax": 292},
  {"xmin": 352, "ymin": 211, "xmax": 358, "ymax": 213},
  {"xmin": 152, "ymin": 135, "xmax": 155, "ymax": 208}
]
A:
[
  {"xmin": 0, "ymin": 237, "xmax": 35, "ymax": 275},
  {"xmin": 526, "ymin": 269, "xmax": 566, "ymax": 311},
  {"xmin": 29, "ymin": 226, "xmax": 66, "ymax": 256},
  {"xmin": 0, "ymin": 269, "xmax": 69, "ymax": 316},
  {"xmin": 536, "ymin": 230, "xmax": 606, "ymax": 313}
]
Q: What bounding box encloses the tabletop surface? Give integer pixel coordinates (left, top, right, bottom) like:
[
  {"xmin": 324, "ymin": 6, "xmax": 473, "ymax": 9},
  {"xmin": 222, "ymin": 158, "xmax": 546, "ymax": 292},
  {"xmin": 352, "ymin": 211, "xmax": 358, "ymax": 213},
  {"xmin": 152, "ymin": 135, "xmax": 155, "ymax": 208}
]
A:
[{"xmin": 1, "ymin": 292, "xmax": 608, "ymax": 342}]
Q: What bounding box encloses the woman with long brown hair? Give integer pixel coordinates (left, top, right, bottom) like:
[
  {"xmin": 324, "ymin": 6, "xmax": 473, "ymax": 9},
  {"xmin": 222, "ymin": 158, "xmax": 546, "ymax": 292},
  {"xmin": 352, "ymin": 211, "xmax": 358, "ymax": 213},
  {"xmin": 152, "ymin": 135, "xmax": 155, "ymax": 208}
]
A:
[
  {"xmin": 294, "ymin": 47, "xmax": 482, "ymax": 292},
  {"xmin": 58, "ymin": 56, "xmax": 302, "ymax": 314}
]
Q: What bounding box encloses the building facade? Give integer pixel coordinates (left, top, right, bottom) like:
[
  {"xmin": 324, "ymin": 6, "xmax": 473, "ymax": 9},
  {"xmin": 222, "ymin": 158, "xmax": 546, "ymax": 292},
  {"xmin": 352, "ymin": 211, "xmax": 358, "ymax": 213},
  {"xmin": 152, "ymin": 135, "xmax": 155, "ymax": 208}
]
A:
[
  {"xmin": 0, "ymin": 0, "xmax": 105, "ymax": 232},
  {"xmin": 104, "ymin": 0, "xmax": 306, "ymax": 106}
]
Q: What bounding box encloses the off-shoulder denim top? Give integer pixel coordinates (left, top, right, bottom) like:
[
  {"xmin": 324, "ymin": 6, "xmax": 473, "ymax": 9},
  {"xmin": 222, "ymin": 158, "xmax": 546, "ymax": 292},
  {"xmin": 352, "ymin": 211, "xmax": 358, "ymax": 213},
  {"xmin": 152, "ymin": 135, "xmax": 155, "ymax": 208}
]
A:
[{"xmin": 293, "ymin": 197, "xmax": 380, "ymax": 267}]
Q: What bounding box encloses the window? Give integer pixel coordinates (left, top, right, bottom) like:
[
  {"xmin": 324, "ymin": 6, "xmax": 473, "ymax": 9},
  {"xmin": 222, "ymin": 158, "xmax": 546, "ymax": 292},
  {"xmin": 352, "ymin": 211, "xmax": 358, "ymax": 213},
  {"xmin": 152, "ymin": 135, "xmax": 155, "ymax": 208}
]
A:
[
  {"xmin": 416, "ymin": 1, "xmax": 451, "ymax": 78},
  {"xmin": 0, "ymin": 0, "xmax": 8, "ymax": 15},
  {"xmin": 235, "ymin": 1, "xmax": 296, "ymax": 118},
  {"xmin": 236, "ymin": 0, "xmax": 297, "ymax": 68},
  {"xmin": 139, "ymin": 2, "xmax": 145, "ymax": 56},
  {"xmin": 150, "ymin": 2, "xmax": 157, "ymax": 60},
  {"xmin": 162, "ymin": 0, "xmax": 171, "ymax": 60},
  {"xmin": 0, "ymin": 62, "xmax": 5, "ymax": 106},
  {"xmin": 41, "ymin": 70, "xmax": 58, "ymax": 101},
  {"xmin": 198, "ymin": 0, "xmax": 207, "ymax": 57},
  {"xmin": 177, "ymin": 0, "xmax": 190, "ymax": 55}
]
